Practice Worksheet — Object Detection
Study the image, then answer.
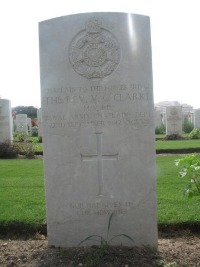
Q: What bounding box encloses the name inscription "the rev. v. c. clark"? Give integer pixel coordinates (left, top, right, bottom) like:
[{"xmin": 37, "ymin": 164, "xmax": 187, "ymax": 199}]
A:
[
  {"xmin": 43, "ymin": 82, "xmax": 152, "ymax": 105},
  {"xmin": 44, "ymin": 91, "xmax": 152, "ymax": 105},
  {"xmin": 42, "ymin": 82, "xmax": 153, "ymax": 130}
]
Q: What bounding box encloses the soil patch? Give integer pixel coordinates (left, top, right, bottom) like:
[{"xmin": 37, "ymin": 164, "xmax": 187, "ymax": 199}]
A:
[{"xmin": 0, "ymin": 230, "xmax": 200, "ymax": 267}]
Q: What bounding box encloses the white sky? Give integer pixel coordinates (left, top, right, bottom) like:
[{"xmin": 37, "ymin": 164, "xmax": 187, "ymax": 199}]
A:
[{"xmin": 0, "ymin": 0, "xmax": 200, "ymax": 108}]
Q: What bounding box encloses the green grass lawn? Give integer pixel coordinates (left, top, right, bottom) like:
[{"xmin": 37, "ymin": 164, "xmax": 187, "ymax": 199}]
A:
[
  {"xmin": 155, "ymin": 139, "xmax": 200, "ymax": 150},
  {"xmin": 0, "ymin": 159, "xmax": 45, "ymax": 224},
  {"xmin": 0, "ymin": 156, "xmax": 199, "ymax": 227},
  {"xmin": 156, "ymin": 155, "xmax": 200, "ymax": 224}
]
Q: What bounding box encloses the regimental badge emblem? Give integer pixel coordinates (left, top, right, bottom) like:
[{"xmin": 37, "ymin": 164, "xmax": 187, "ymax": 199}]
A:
[
  {"xmin": 69, "ymin": 17, "xmax": 121, "ymax": 79},
  {"xmin": 170, "ymin": 107, "xmax": 178, "ymax": 116}
]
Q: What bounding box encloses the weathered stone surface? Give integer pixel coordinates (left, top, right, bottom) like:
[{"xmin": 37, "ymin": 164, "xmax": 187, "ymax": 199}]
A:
[
  {"xmin": 194, "ymin": 109, "xmax": 200, "ymax": 129},
  {"xmin": 0, "ymin": 99, "xmax": 13, "ymax": 143},
  {"xmin": 154, "ymin": 109, "xmax": 162, "ymax": 128},
  {"xmin": 39, "ymin": 12, "xmax": 157, "ymax": 247},
  {"xmin": 37, "ymin": 108, "xmax": 43, "ymax": 137}
]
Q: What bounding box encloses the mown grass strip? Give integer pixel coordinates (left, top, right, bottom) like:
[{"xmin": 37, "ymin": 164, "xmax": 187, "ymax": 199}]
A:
[
  {"xmin": 155, "ymin": 139, "xmax": 200, "ymax": 150},
  {"xmin": 0, "ymin": 159, "xmax": 45, "ymax": 224},
  {"xmin": 0, "ymin": 156, "xmax": 199, "ymax": 230},
  {"xmin": 156, "ymin": 155, "xmax": 200, "ymax": 224}
]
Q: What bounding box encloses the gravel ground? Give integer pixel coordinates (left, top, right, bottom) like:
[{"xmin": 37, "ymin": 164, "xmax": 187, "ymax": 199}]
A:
[{"xmin": 0, "ymin": 231, "xmax": 200, "ymax": 267}]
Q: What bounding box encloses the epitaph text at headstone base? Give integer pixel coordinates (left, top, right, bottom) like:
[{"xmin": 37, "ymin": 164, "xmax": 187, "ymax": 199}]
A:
[
  {"xmin": 194, "ymin": 109, "xmax": 200, "ymax": 129},
  {"xmin": 166, "ymin": 106, "xmax": 182, "ymax": 136},
  {"xmin": 39, "ymin": 12, "xmax": 157, "ymax": 247},
  {"xmin": 0, "ymin": 99, "xmax": 13, "ymax": 143}
]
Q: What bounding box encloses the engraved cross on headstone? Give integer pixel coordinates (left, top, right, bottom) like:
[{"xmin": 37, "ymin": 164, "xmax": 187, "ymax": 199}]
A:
[{"xmin": 81, "ymin": 132, "xmax": 118, "ymax": 196}]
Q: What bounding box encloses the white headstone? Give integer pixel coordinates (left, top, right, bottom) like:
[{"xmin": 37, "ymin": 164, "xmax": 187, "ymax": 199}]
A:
[
  {"xmin": 0, "ymin": 99, "xmax": 13, "ymax": 143},
  {"xmin": 39, "ymin": 12, "xmax": 157, "ymax": 247},
  {"xmin": 27, "ymin": 118, "xmax": 32, "ymax": 132},
  {"xmin": 15, "ymin": 114, "xmax": 28, "ymax": 134},
  {"xmin": 194, "ymin": 109, "xmax": 200, "ymax": 129},
  {"xmin": 154, "ymin": 109, "xmax": 162, "ymax": 128},
  {"xmin": 166, "ymin": 106, "xmax": 182, "ymax": 136},
  {"xmin": 161, "ymin": 112, "xmax": 166, "ymax": 126}
]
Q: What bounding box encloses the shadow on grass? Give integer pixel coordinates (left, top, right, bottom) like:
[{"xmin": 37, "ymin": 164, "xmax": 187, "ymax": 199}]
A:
[
  {"xmin": 156, "ymin": 148, "xmax": 200, "ymax": 154},
  {"xmin": 0, "ymin": 222, "xmax": 47, "ymax": 239},
  {"xmin": 158, "ymin": 222, "xmax": 200, "ymax": 238},
  {"xmin": 0, "ymin": 221, "xmax": 200, "ymax": 240}
]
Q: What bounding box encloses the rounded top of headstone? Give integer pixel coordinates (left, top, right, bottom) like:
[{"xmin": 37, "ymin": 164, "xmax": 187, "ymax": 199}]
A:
[{"xmin": 85, "ymin": 17, "xmax": 102, "ymax": 33}]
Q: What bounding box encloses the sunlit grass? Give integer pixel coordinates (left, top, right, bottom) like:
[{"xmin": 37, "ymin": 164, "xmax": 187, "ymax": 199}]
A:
[
  {"xmin": 0, "ymin": 159, "xmax": 45, "ymax": 224},
  {"xmin": 0, "ymin": 156, "xmax": 199, "ymax": 226},
  {"xmin": 156, "ymin": 155, "xmax": 200, "ymax": 224},
  {"xmin": 156, "ymin": 139, "xmax": 200, "ymax": 150}
]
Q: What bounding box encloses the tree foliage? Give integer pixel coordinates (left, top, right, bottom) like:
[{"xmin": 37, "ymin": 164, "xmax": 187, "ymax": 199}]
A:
[
  {"xmin": 12, "ymin": 106, "xmax": 38, "ymax": 118},
  {"xmin": 182, "ymin": 117, "xmax": 194, "ymax": 133}
]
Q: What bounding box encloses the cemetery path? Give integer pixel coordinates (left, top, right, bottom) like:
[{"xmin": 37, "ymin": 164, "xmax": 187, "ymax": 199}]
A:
[{"xmin": 0, "ymin": 231, "xmax": 200, "ymax": 266}]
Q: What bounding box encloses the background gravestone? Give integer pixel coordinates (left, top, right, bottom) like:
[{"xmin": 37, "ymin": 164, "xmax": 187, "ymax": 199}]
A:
[
  {"xmin": 166, "ymin": 106, "xmax": 182, "ymax": 136},
  {"xmin": 27, "ymin": 118, "xmax": 32, "ymax": 133},
  {"xmin": 39, "ymin": 12, "xmax": 157, "ymax": 247},
  {"xmin": 15, "ymin": 114, "xmax": 28, "ymax": 134},
  {"xmin": 194, "ymin": 109, "xmax": 200, "ymax": 129},
  {"xmin": 0, "ymin": 99, "xmax": 13, "ymax": 143},
  {"xmin": 154, "ymin": 109, "xmax": 162, "ymax": 129}
]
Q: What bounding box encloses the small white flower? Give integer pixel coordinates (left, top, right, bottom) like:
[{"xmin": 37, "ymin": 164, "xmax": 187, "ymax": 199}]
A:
[
  {"xmin": 194, "ymin": 166, "xmax": 200, "ymax": 170},
  {"xmin": 175, "ymin": 160, "xmax": 180, "ymax": 166}
]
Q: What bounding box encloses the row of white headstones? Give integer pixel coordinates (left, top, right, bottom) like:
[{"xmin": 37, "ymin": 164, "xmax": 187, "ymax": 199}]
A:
[
  {"xmin": 1, "ymin": 100, "xmax": 200, "ymax": 144},
  {"xmin": 0, "ymin": 100, "xmax": 42, "ymax": 143}
]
